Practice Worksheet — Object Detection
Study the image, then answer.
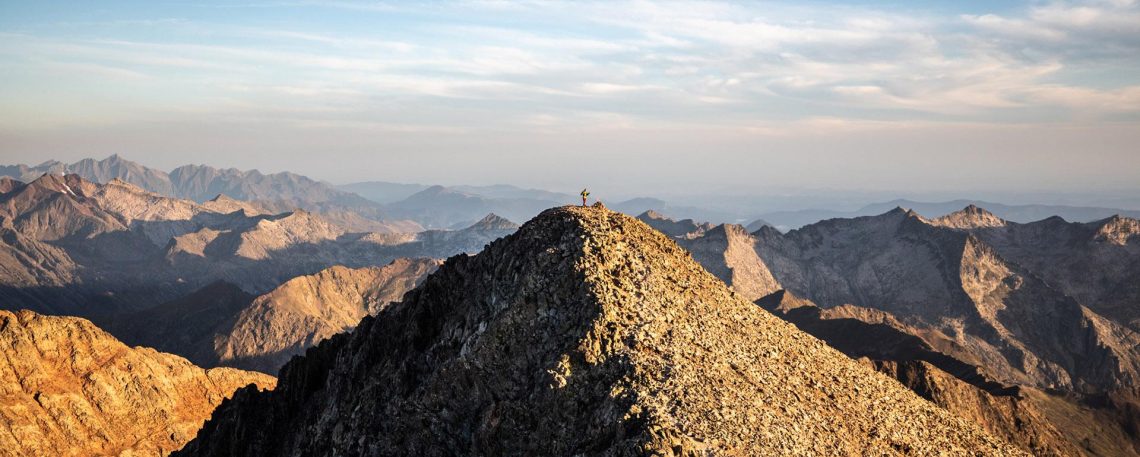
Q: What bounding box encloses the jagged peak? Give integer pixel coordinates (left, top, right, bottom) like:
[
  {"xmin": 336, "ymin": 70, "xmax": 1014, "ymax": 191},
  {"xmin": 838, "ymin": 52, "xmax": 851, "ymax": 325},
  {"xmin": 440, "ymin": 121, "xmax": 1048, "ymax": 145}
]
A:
[
  {"xmin": 638, "ymin": 209, "xmax": 668, "ymax": 220},
  {"xmin": 929, "ymin": 204, "xmax": 1006, "ymax": 229}
]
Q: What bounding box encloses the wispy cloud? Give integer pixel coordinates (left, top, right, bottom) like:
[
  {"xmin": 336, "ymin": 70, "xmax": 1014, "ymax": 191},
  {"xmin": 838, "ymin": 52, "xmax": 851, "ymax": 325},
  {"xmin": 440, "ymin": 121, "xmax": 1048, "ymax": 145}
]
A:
[{"xmin": 1, "ymin": 1, "xmax": 1139, "ymax": 134}]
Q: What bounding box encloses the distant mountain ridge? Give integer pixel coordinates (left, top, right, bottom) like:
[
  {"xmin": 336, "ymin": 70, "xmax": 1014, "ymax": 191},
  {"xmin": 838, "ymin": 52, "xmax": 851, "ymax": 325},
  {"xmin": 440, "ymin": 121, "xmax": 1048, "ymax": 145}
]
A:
[
  {"xmin": 756, "ymin": 198, "xmax": 1140, "ymax": 230},
  {"xmin": 0, "ymin": 155, "xmax": 414, "ymax": 231}
]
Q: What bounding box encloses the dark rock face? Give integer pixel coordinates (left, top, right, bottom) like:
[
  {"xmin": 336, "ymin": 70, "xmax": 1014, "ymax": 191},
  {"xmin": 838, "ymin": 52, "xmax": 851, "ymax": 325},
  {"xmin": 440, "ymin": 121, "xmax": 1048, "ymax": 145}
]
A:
[{"xmin": 177, "ymin": 206, "xmax": 1020, "ymax": 456}]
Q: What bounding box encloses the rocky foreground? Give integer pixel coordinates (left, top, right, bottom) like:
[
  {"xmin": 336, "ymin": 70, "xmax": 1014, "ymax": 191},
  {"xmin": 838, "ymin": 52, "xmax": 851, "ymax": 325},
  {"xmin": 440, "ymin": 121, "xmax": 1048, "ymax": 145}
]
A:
[
  {"xmin": 176, "ymin": 205, "xmax": 1021, "ymax": 456},
  {"xmin": 0, "ymin": 310, "xmax": 274, "ymax": 457}
]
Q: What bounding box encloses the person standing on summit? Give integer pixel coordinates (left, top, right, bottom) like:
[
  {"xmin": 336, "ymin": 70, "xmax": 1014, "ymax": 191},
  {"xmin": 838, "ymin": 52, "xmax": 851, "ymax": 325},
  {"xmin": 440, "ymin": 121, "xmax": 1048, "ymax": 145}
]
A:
[{"xmin": 581, "ymin": 188, "xmax": 590, "ymax": 206}]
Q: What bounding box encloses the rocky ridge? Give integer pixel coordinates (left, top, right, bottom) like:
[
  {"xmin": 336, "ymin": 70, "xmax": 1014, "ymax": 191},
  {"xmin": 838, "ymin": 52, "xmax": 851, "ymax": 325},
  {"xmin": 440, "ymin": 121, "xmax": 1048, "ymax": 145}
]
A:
[
  {"xmin": 176, "ymin": 205, "xmax": 1021, "ymax": 456},
  {"xmin": 0, "ymin": 310, "xmax": 274, "ymax": 457},
  {"xmin": 0, "ymin": 155, "xmax": 411, "ymax": 230}
]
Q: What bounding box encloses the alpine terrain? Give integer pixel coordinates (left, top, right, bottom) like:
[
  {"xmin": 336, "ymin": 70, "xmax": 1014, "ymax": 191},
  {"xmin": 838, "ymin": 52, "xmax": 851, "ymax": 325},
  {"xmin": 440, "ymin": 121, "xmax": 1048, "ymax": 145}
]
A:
[{"xmin": 176, "ymin": 205, "xmax": 1021, "ymax": 456}]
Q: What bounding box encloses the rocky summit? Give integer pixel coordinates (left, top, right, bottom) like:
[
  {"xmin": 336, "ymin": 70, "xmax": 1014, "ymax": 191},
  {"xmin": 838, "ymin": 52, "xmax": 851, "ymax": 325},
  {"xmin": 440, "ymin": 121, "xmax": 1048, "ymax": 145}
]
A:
[
  {"xmin": 0, "ymin": 310, "xmax": 274, "ymax": 457},
  {"xmin": 177, "ymin": 205, "xmax": 1020, "ymax": 456}
]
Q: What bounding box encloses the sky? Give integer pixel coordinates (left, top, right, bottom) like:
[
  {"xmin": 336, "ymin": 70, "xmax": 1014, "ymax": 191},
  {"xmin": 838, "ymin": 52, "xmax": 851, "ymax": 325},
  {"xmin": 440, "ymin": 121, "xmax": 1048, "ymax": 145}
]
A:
[{"xmin": 0, "ymin": 0, "xmax": 1138, "ymax": 198}]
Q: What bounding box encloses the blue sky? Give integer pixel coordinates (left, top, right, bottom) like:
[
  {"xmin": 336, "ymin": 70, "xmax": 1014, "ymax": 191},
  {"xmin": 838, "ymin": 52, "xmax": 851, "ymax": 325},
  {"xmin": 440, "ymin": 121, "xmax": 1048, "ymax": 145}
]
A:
[{"xmin": 0, "ymin": 0, "xmax": 1138, "ymax": 196}]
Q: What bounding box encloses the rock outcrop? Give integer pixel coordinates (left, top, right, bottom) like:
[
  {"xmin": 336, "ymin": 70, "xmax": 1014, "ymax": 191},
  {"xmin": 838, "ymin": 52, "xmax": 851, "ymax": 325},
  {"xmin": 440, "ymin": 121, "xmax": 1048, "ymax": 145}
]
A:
[
  {"xmin": 929, "ymin": 204, "xmax": 1007, "ymax": 229},
  {"xmin": 0, "ymin": 310, "xmax": 274, "ymax": 457},
  {"xmin": 176, "ymin": 206, "xmax": 1020, "ymax": 456}
]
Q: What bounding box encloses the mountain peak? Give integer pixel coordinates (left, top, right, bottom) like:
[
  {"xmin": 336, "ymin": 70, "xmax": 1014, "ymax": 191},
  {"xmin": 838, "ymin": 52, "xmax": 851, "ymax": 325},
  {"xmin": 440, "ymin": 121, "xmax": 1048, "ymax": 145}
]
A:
[
  {"xmin": 26, "ymin": 172, "xmax": 87, "ymax": 197},
  {"xmin": 178, "ymin": 204, "xmax": 1019, "ymax": 456},
  {"xmin": 930, "ymin": 204, "xmax": 1006, "ymax": 229},
  {"xmin": 638, "ymin": 209, "xmax": 667, "ymax": 220},
  {"xmin": 466, "ymin": 212, "xmax": 518, "ymax": 230}
]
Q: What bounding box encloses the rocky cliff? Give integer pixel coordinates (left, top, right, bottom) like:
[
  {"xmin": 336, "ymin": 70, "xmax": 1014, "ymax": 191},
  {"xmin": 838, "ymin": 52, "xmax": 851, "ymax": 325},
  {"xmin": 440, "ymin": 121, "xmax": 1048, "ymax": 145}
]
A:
[
  {"xmin": 0, "ymin": 310, "xmax": 274, "ymax": 457},
  {"xmin": 176, "ymin": 205, "xmax": 1020, "ymax": 456}
]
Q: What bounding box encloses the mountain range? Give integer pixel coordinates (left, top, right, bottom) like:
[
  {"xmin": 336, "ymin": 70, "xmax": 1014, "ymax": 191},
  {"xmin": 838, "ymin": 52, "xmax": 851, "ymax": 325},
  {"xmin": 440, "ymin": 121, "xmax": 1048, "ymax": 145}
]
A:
[
  {"xmin": 0, "ymin": 173, "xmax": 515, "ymax": 317},
  {"xmin": 0, "ymin": 155, "xmax": 421, "ymax": 232},
  {"xmin": 651, "ymin": 204, "xmax": 1140, "ymax": 454},
  {"xmin": 7, "ymin": 155, "xmax": 1138, "ymax": 232},
  {"xmin": 2, "ymin": 155, "xmax": 1139, "ymax": 455},
  {"xmin": 753, "ymin": 199, "xmax": 1140, "ymax": 231},
  {"xmin": 175, "ymin": 205, "xmax": 1021, "ymax": 456}
]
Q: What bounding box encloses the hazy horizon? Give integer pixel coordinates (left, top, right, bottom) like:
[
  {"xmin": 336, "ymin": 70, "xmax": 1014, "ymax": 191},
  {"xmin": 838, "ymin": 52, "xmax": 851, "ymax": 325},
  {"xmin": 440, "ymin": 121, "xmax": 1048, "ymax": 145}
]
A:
[{"xmin": 2, "ymin": 1, "xmax": 1139, "ymax": 199}]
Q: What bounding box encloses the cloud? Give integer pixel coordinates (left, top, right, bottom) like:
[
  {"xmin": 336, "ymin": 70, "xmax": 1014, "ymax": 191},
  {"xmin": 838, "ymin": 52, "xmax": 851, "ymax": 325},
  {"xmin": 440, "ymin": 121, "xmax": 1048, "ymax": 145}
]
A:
[{"xmin": 1, "ymin": 0, "xmax": 1139, "ymax": 134}]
